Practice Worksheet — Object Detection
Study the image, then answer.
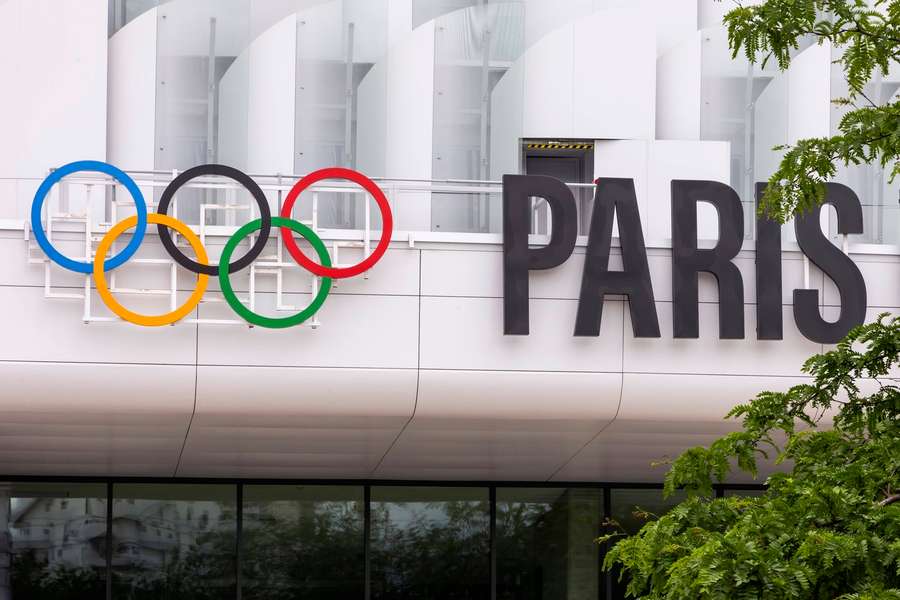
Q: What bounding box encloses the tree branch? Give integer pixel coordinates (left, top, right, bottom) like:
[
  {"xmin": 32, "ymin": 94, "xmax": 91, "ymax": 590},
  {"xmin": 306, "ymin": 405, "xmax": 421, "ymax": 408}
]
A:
[{"xmin": 878, "ymin": 493, "xmax": 900, "ymax": 507}]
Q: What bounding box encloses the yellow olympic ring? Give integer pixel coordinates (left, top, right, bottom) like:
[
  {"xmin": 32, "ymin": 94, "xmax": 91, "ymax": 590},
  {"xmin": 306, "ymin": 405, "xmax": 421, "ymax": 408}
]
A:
[{"xmin": 94, "ymin": 214, "xmax": 209, "ymax": 326}]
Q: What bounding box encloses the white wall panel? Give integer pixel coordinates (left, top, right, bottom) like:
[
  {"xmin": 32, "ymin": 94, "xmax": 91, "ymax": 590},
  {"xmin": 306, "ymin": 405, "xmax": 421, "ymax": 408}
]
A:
[
  {"xmin": 421, "ymin": 247, "xmax": 587, "ymax": 300},
  {"xmin": 788, "ymin": 42, "xmax": 831, "ymax": 143},
  {"xmin": 384, "ymin": 23, "xmax": 435, "ymax": 181},
  {"xmin": 387, "ymin": 0, "xmax": 414, "ymax": 47},
  {"xmin": 0, "ymin": 235, "xmax": 96, "ymax": 290},
  {"xmin": 197, "ymin": 293, "xmax": 419, "ymax": 368},
  {"xmin": 698, "ymin": 0, "xmax": 764, "ymax": 30},
  {"xmin": 552, "ymin": 372, "xmax": 806, "ymax": 482},
  {"xmin": 652, "ymin": 0, "xmax": 698, "ymax": 55},
  {"xmin": 0, "ymin": 287, "xmax": 197, "ymax": 365},
  {"xmin": 108, "ymin": 8, "xmax": 158, "ymax": 171},
  {"xmin": 356, "ymin": 63, "xmax": 388, "ymax": 177},
  {"xmin": 754, "ymin": 74, "xmax": 788, "ymax": 180},
  {"xmin": 755, "ymin": 42, "xmax": 831, "ymax": 191},
  {"xmin": 377, "ymin": 368, "xmax": 619, "ymax": 480},
  {"xmin": 249, "ymin": 0, "xmax": 313, "ymax": 40},
  {"xmin": 523, "ymin": 0, "xmax": 593, "ymax": 47},
  {"xmin": 420, "ymin": 296, "xmax": 624, "ymax": 371},
  {"xmin": 656, "ymin": 34, "xmax": 702, "ymax": 140},
  {"xmin": 572, "ymin": 8, "xmax": 656, "ymax": 139},
  {"xmin": 357, "ymin": 21, "xmax": 434, "ymax": 230},
  {"xmin": 522, "ymin": 26, "xmax": 574, "ymax": 138},
  {"xmin": 415, "ymin": 369, "xmax": 620, "ymax": 421},
  {"xmin": 0, "ymin": 0, "xmax": 107, "ymax": 220},
  {"xmin": 217, "ymin": 51, "xmax": 251, "ymax": 169},
  {"xmin": 221, "ymin": 14, "xmax": 297, "ymax": 174},
  {"xmin": 320, "ymin": 246, "xmax": 420, "ymax": 296},
  {"xmin": 2, "ymin": 233, "xmax": 899, "ymax": 480},
  {"xmin": 153, "ymin": 0, "xmax": 250, "ymax": 58},
  {"xmin": 523, "ymin": 0, "xmax": 694, "ymax": 57},
  {"xmin": 489, "ymin": 61, "xmax": 524, "ymax": 180},
  {"xmin": 700, "ymin": 26, "xmax": 754, "ymax": 79},
  {"xmin": 178, "ymin": 366, "xmax": 417, "ymax": 477},
  {"xmin": 200, "ymin": 244, "xmax": 419, "ymax": 296},
  {"xmin": 344, "ymin": 0, "xmax": 390, "ymax": 63},
  {"xmin": 295, "ymin": 1, "xmax": 343, "ymax": 61},
  {"xmin": 0, "ymin": 362, "xmax": 194, "ymax": 476},
  {"xmin": 823, "ymin": 254, "xmax": 900, "ymax": 308},
  {"xmin": 521, "ymin": 7, "xmax": 655, "ymax": 140},
  {"xmin": 788, "ymin": 42, "xmax": 832, "ymax": 142},
  {"xmin": 624, "ymin": 303, "xmax": 822, "ymax": 376}
]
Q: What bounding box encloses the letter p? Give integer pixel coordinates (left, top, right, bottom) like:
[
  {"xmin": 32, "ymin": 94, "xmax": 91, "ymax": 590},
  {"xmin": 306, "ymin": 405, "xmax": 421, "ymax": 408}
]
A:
[{"xmin": 502, "ymin": 174, "xmax": 578, "ymax": 334}]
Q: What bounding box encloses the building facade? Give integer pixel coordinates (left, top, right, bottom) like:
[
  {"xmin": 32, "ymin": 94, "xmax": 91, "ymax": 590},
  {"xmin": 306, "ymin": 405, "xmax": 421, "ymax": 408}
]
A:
[{"xmin": 0, "ymin": 0, "xmax": 897, "ymax": 597}]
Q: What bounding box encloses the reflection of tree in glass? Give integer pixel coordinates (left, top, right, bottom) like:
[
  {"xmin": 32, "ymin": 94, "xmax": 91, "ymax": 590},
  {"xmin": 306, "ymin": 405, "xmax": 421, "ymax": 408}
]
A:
[
  {"xmin": 241, "ymin": 500, "xmax": 365, "ymax": 600},
  {"xmin": 11, "ymin": 550, "xmax": 105, "ymax": 599},
  {"xmin": 370, "ymin": 499, "xmax": 490, "ymax": 600},
  {"xmin": 497, "ymin": 501, "xmax": 551, "ymax": 598},
  {"xmin": 496, "ymin": 491, "xmax": 602, "ymax": 600},
  {"xmin": 111, "ymin": 524, "xmax": 236, "ymax": 600}
]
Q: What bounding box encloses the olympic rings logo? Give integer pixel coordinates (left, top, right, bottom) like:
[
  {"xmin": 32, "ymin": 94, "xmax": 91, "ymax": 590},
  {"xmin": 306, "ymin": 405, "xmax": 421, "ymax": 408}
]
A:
[{"xmin": 30, "ymin": 160, "xmax": 393, "ymax": 329}]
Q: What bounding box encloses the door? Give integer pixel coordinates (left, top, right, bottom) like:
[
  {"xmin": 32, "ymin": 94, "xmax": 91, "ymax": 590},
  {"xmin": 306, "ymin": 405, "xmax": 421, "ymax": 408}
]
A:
[{"xmin": 523, "ymin": 143, "xmax": 594, "ymax": 234}]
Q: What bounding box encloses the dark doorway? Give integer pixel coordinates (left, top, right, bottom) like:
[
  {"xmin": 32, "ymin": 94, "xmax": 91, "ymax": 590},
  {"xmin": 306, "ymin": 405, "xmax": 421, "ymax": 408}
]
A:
[{"xmin": 522, "ymin": 141, "xmax": 594, "ymax": 234}]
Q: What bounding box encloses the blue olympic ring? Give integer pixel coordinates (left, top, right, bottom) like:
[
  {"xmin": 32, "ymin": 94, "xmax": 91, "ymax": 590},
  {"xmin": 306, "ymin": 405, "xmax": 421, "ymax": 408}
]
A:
[{"xmin": 31, "ymin": 160, "xmax": 148, "ymax": 274}]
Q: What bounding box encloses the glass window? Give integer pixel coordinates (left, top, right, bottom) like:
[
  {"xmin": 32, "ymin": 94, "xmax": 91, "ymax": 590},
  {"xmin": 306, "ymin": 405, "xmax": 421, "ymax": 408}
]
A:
[
  {"xmin": 241, "ymin": 485, "xmax": 364, "ymax": 600},
  {"xmin": 496, "ymin": 487, "xmax": 603, "ymax": 600},
  {"xmin": 370, "ymin": 486, "xmax": 490, "ymax": 600},
  {"xmin": 1, "ymin": 482, "xmax": 107, "ymax": 598},
  {"xmin": 110, "ymin": 483, "xmax": 237, "ymax": 599}
]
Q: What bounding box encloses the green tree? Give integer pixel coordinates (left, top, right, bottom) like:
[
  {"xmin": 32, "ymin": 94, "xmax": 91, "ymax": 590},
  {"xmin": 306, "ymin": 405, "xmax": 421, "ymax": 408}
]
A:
[
  {"xmin": 600, "ymin": 315, "xmax": 900, "ymax": 599},
  {"xmin": 725, "ymin": 0, "xmax": 900, "ymax": 222}
]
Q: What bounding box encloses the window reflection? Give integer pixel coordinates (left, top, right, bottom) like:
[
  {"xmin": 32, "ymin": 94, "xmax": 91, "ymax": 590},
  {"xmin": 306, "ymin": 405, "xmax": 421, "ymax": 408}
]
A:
[
  {"xmin": 370, "ymin": 486, "xmax": 490, "ymax": 600},
  {"xmin": 496, "ymin": 487, "xmax": 602, "ymax": 600},
  {"xmin": 1, "ymin": 482, "xmax": 108, "ymax": 599},
  {"xmin": 110, "ymin": 484, "xmax": 237, "ymax": 599},
  {"xmin": 241, "ymin": 485, "xmax": 364, "ymax": 600},
  {"xmin": 0, "ymin": 481, "xmax": 754, "ymax": 598}
]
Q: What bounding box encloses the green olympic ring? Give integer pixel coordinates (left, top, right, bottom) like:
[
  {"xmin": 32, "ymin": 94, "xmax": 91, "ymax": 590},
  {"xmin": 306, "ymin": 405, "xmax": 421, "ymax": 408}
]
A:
[{"xmin": 219, "ymin": 217, "xmax": 333, "ymax": 329}]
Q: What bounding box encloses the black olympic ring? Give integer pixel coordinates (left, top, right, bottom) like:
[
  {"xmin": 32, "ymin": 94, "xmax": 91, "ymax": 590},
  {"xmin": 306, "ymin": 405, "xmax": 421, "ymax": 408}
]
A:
[{"xmin": 156, "ymin": 164, "xmax": 272, "ymax": 276}]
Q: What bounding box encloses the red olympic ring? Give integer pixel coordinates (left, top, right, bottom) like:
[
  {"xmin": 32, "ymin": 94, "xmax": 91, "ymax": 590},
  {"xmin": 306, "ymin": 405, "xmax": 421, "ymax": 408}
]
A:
[{"xmin": 280, "ymin": 167, "xmax": 393, "ymax": 279}]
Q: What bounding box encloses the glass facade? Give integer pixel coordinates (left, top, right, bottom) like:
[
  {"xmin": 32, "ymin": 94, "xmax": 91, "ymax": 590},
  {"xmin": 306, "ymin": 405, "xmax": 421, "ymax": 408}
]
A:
[
  {"xmin": 110, "ymin": 484, "xmax": 237, "ymax": 599},
  {"xmin": 241, "ymin": 485, "xmax": 365, "ymax": 599},
  {"xmin": 370, "ymin": 486, "xmax": 490, "ymax": 599},
  {"xmin": 496, "ymin": 488, "xmax": 603, "ymax": 600},
  {"xmin": 0, "ymin": 481, "xmax": 759, "ymax": 599},
  {"xmin": 1, "ymin": 483, "xmax": 107, "ymax": 599}
]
